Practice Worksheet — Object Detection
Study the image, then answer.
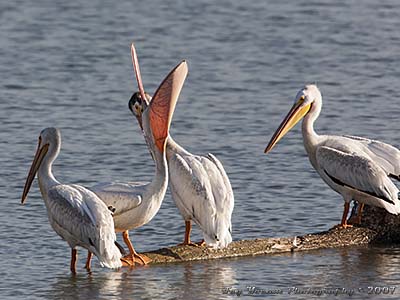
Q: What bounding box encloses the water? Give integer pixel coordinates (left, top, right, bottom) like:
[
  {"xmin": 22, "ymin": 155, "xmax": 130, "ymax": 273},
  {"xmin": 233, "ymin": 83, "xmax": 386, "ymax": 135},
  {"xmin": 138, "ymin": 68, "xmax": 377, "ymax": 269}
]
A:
[{"xmin": 1, "ymin": 0, "xmax": 400, "ymax": 299}]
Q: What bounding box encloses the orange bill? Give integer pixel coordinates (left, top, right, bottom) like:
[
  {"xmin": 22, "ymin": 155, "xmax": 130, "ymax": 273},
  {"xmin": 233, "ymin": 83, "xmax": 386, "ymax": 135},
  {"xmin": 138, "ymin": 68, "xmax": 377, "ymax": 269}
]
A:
[
  {"xmin": 264, "ymin": 100, "xmax": 312, "ymax": 153},
  {"xmin": 21, "ymin": 139, "xmax": 49, "ymax": 204},
  {"xmin": 149, "ymin": 60, "xmax": 188, "ymax": 152}
]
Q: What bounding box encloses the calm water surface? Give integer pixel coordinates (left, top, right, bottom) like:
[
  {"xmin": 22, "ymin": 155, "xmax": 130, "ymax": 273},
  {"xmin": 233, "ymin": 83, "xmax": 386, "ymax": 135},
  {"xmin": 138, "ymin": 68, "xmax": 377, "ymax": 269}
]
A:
[{"xmin": 1, "ymin": 0, "xmax": 400, "ymax": 299}]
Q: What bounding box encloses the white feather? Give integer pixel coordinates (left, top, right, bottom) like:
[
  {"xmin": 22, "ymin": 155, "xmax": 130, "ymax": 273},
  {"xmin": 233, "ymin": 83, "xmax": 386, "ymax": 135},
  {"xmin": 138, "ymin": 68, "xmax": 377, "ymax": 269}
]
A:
[
  {"xmin": 46, "ymin": 185, "xmax": 122, "ymax": 269},
  {"xmin": 167, "ymin": 138, "xmax": 234, "ymax": 248},
  {"xmin": 316, "ymin": 144, "xmax": 400, "ymax": 214}
]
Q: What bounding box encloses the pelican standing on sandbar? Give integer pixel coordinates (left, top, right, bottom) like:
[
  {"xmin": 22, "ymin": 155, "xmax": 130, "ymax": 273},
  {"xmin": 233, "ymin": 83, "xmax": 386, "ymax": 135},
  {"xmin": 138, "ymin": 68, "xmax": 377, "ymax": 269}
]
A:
[
  {"xmin": 128, "ymin": 44, "xmax": 234, "ymax": 248},
  {"xmin": 265, "ymin": 84, "xmax": 400, "ymax": 227},
  {"xmin": 21, "ymin": 128, "xmax": 122, "ymax": 273},
  {"xmin": 90, "ymin": 46, "xmax": 188, "ymax": 265}
]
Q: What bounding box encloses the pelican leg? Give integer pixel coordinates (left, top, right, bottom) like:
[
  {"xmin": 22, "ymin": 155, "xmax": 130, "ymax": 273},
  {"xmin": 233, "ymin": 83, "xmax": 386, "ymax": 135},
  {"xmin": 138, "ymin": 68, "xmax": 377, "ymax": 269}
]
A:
[
  {"xmin": 347, "ymin": 202, "xmax": 365, "ymax": 225},
  {"xmin": 85, "ymin": 251, "xmax": 93, "ymax": 270},
  {"xmin": 339, "ymin": 202, "xmax": 353, "ymax": 228},
  {"xmin": 178, "ymin": 221, "xmax": 201, "ymax": 246},
  {"xmin": 70, "ymin": 249, "xmax": 77, "ymax": 274},
  {"xmin": 122, "ymin": 230, "xmax": 151, "ymax": 266},
  {"xmin": 355, "ymin": 203, "xmax": 365, "ymax": 224}
]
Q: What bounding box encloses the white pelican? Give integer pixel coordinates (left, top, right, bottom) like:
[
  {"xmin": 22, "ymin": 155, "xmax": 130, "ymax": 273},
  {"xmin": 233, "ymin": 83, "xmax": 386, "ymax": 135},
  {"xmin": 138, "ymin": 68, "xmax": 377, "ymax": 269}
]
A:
[
  {"xmin": 128, "ymin": 44, "xmax": 234, "ymax": 248},
  {"xmin": 90, "ymin": 46, "xmax": 188, "ymax": 265},
  {"xmin": 21, "ymin": 127, "xmax": 122, "ymax": 274},
  {"xmin": 265, "ymin": 84, "xmax": 400, "ymax": 227}
]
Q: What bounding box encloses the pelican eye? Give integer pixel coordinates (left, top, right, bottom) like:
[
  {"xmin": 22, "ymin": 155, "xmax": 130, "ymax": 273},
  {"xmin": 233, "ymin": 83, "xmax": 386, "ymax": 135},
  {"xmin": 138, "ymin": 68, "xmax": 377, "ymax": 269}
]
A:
[
  {"xmin": 297, "ymin": 95, "xmax": 305, "ymax": 105},
  {"xmin": 134, "ymin": 103, "xmax": 141, "ymax": 112}
]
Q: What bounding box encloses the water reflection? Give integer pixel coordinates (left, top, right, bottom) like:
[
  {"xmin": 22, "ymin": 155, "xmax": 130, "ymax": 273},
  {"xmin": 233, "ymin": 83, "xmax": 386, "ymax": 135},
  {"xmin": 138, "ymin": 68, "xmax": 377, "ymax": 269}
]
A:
[
  {"xmin": 216, "ymin": 247, "xmax": 400, "ymax": 300},
  {"xmin": 6, "ymin": 248, "xmax": 400, "ymax": 299},
  {"xmin": 2, "ymin": 233, "xmax": 400, "ymax": 300},
  {"xmin": 301, "ymin": 247, "xmax": 400, "ymax": 299},
  {"xmin": 131, "ymin": 261, "xmax": 237, "ymax": 299},
  {"xmin": 349, "ymin": 246, "xmax": 400, "ymax": 286},
  {"xmin": 170, "ymin": 261, "xmax": 237, "ymax": 299},
  {"xmin": 42, "ymin": 260, "xmax": 237, "ymax": 300}
]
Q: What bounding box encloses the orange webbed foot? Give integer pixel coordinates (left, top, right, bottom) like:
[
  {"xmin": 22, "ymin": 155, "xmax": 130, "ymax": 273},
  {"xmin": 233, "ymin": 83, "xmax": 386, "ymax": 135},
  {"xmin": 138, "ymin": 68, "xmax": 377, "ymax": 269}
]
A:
[{"xmin": 122, "ymin": 253, "xmax": 152, "ymax": 266}]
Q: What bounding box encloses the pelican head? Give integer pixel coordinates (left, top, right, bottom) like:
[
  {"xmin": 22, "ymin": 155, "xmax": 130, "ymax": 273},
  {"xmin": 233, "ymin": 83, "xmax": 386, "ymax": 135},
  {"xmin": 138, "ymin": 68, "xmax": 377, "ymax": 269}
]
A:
[
  {"xmin": 265, "ymin": 84, "xmax": 321, "ymax": 153},
  {"xmin": 21, "ymin": 127, "xmax": 61, "ymax": 204},
  {"xmin": 128, "ymin": 42, "xmax": 187, "ymax": 154},
  {"xmin": 128, "ymin": 42, "xmax": 188, "ymax": 154},
  {"xmin": 128, "ymin": 91, "xmax": 151, "ymax": 130}
]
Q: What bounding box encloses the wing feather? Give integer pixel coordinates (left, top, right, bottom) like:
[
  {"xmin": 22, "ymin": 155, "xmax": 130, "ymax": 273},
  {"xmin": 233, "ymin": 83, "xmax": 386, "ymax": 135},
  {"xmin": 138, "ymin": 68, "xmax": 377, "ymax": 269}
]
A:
[
  {"xmin": 90, "ymin": 182, "xmax": 144, "ymax": 216},
  {"xmin": 169, "ymin": 152, "xmax": 233, "ymax": 248},
  {"xmin": 48, "ymin": 185, "xmax": 97, "ymax": 226},
  {"xmin": 316, "ymin": 146, "xmax": 398, "ymax": 204},
  {"xmin": 344, "ymin": 135, "xmax": 400, "ymax": 176},
  {"xmin": 47, "ymin": 184, "xmax": 121, "ymax": 268},
  {"xmin": 170, "ymin": 153, "xmax": 216, "ymax": 223},
  {"xmin": 206, "ymin": 153, "xmax": 234, "ymax": 215}
]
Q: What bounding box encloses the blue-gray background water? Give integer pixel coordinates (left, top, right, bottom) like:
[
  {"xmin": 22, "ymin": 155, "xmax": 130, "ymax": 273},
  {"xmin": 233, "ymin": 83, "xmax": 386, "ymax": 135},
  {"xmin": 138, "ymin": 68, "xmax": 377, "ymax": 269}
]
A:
[{"xmin": 1, "ymin": 0, "xmax": 400, "ymax": 299}]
